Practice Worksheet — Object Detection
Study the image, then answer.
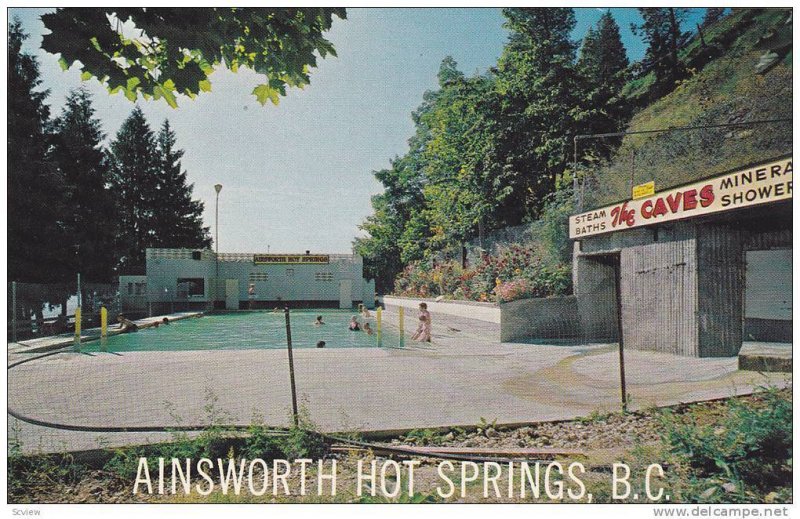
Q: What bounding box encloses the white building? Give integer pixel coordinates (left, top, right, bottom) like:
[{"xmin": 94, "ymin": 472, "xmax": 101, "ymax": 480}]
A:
[{"xmin": 121, "ymin": 248, "xmax": 376, "ymax": 313}]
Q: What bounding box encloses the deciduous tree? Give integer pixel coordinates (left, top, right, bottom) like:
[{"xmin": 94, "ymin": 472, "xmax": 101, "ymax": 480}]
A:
[{"xmin": 41, "ymin": 8, "xmax": 346, "ymax": 107}]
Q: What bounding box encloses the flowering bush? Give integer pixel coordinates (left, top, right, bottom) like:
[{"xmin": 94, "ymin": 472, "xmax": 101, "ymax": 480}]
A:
[{"xmin": 394, "ymin": 243, "xmax": 572, "ymax": 303}]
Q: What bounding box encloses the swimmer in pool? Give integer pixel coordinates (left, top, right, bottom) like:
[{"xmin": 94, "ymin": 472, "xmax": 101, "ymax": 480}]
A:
[
  {"xmin": 313, "ymin": 315, "xmax": 325, "ymax": 326},
  {"xmin": 363, "ymin": 322, "xmax": 374, "ymax": 336},
  {"xmin": 162, "ymin": 317, "xmax": 170, "ymax": 325},
  {"xmin": 117, "ymin": 314, "xmax": 139, "ymax": 333},
  {"xmin": 348, "ymin": 316, "xmax": 361, "ymax": 331},
  {"xmin": 316, "ymin": 341, "xmax": 326, "ymax": 348}
]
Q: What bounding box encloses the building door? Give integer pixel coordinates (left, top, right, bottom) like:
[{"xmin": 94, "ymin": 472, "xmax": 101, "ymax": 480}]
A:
[
  {"xmin": 338, "ymin": 279, "xmax": 352, "ymax": 309},
  {"xmin": 225, "ymin": 279, "xmax": 239, "ymax": 310}
]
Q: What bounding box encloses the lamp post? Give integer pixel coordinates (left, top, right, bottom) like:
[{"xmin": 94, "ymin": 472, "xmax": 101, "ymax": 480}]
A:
[{"xmin": 214, "ymin": 183, "xmax": 223, "ymax": 303}]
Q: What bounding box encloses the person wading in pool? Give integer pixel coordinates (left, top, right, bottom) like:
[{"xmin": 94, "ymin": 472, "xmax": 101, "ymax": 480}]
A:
[
  {"xmin": 363, "ymin": 322, "xmax": 374, "ymax": 336},
  {"xmin": 117, "ymin": 314, "xmax": 139, "ymax": 333},
  {"xmin": 411, "ymin": 302, "xmax": 431, "ymax": 342},
  {"xmin": 313, "ymin": 315, "xmax": 325, "ymax": 326}
]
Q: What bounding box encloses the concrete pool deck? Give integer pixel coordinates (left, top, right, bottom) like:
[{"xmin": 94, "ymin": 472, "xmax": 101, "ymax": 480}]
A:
[{"xmin": 7, "ymin": 328, "xmax": 790, "ymax": 454}]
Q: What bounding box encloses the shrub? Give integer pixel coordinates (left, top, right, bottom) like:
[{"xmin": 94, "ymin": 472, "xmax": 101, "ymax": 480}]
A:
[
  {"xmin": 243, "ymin": 407, "xmax": 327, "ymax": 461},
  {"xmin": 661, "ymin": 387, "xmax": 792, "ymax": 495},
  {"xmin": 394, "ymin": 242, "xmax": 572, "ymax": 303}
]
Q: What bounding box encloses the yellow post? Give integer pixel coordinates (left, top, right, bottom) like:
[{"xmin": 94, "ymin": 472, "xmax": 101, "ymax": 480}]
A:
[
  {"xmin": 74, "ymin": 307, "xmax": 81, "ymax": 350},
  {"xmin": 100, "ymin": 307, "xmax": 108, "ymax": 337},
  {"xmin": 398, "ymin": 306, "xmax": 405, "ymax": 348},
  {"xmin": 100, "ymin": 306, "xmax": 108, "ymax": 352},
  {"xmin": 376, "ymin": 307, "xmax": 382, "ymax": 347}
]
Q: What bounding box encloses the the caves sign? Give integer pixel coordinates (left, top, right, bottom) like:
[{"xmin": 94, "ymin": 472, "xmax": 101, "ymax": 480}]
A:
[{"xmin": 569, "ymin": 157, "xmax": 792, "ymax": 239}]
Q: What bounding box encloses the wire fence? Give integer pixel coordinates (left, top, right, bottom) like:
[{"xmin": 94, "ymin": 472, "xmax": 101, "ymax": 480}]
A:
[
  {"xmin": 573, "ymin": 118, "xmax": 793, "ymax": 212},
  {"xmin": 6, "ymin": 122, "xmax": 793, "ymax": 457}
]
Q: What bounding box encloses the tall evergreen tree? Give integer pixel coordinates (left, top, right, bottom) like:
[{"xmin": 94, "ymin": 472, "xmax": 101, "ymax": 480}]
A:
[
  {"xmin": 153, "ymin": 120, "xmax": 211, "ymax": 249},
  {"xmin": 107, "ymin": 106, "xmax": 160, "ymax": 270},
  {"xmin": 50, "ymin": 87, "xmax": 117, "ymax": 282},
  {"xmin": 577, "ymin": 11, "xmax": 631, "ymax": 157},
  {"xmin": 701, "ymin": 8, "xmax": 726, "ymax": 28},
  {"xmin": 8, "ymin": 19, "xmax": 70, "ymax": 283},
  {"xmin": 579, "ymin": 12, "xmax": 629, "ymax": 92},
  {"xmin": 632, "ymin": 8, "xmax": 691, "ymax": 96}
]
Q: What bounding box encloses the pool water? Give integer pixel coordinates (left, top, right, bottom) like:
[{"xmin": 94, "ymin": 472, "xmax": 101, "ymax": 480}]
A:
[{"xmin": 82, "ymin": 311, "xmax": 400, "ymax": 352}]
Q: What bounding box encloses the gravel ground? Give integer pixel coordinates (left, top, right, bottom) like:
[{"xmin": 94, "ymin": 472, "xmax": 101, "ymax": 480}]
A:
[{"xmin": 8, "ymin": 391, "xmax": 787, "ymax": 504}]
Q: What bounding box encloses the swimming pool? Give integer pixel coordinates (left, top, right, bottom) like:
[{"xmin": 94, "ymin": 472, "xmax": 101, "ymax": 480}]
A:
[{"xmin": 82, "ymin": 310, "xmax": 400, "ymax": 352}]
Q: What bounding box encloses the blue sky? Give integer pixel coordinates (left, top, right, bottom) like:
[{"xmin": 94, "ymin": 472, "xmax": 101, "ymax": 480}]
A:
[{"xmin": 11, "ymin": 7, "xmax": 705, "ymax": 253}]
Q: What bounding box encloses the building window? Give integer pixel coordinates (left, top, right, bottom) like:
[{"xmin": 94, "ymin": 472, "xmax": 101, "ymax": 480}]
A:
[
  {"xmin": 315, "ymin": 272, "xmax": 334, "ymax": 282},
  {"xmin": 177, "ymin": 278, "xmax": 205, "ymax": 297},
  {"xmin": 286, "ymin": 269, "xmax": 295, "ymax": 278},
  {"xmin": 249, "ymin": 272, "xmax": 269, "ymax": 282}
]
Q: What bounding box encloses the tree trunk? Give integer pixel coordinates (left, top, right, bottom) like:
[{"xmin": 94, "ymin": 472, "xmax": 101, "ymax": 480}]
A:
[{"xmin": 668, "ymin": 8, "xmax": 681, "ymax": 79}]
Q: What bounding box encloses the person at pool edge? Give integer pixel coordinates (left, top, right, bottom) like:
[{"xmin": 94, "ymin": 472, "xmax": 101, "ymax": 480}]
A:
[
  {"xmin": 411, "ymin": 302, "xmax": 431, "ymax": 342},
  {"xmin": 313, "ymin": 315, "xmax": 325, "ymax": 326},
  {"xmin": 316, "ymin": 341, "xmax": 326, "ymax": 348},
  {"xmin": 348, "ymin": 316, "xmax": 360, "ymax": 331},
  {"xmin": 359, "ymin": 304, "xmax": 372, "ymax": 319},
  {"xmin": 162, "ymin": 317, "xmax": 170, "ymax": 325},
  {"xmin": 248, "ymin": 283, "xmax": 256, "ymax": 310},
  {"xmin": 117, "ymin": 314, "xmax": 139, "ymax": 333}
]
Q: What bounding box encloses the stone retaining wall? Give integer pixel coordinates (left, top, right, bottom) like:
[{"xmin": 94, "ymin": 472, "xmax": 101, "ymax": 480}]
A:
[{"xmin": 380, "ymin": 295, "xmax": 579, "ymax": 343}]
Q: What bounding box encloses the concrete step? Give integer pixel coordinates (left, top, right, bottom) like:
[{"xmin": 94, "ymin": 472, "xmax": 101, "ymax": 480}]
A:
[{"xmin": 738, "ymin": 342, "xmax": 792, "ymax": 373}]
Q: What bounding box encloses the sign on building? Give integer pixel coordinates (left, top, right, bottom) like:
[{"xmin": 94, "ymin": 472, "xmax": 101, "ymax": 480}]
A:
[
  {"xmin": 632, "ymin": 181, "xmax": 655, "ymax": 199},
  {"xmin": 570, "ymin": 157, "xmax": 792, "ymax": 239},
  {"xmin": 253, "ymin": 254, "xmax": 330, "ymax": 264}
]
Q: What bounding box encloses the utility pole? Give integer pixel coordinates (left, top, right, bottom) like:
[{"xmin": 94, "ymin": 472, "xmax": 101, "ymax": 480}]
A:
[{"xmin": 214, "ymin": 184, "xmax": 223, "ymax": 304}]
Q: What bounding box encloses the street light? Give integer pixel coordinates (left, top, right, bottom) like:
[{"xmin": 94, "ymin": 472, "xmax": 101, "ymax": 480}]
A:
[{"xmin": 214, "ymin": 183, "xmax": 223, "ymax": 303}]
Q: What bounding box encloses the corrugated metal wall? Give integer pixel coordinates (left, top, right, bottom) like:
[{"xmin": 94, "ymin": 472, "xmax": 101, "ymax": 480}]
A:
[
  {"xmin": 620, "ymin": 227, "xmax": 699, "ymax": 356},
  {"xmin": 696, "ymin": 224, "xmax": 744, "ymax": 357},
  {"xmin": 575, "ymin": 210, "xmax": 790, "ymax": 357}
]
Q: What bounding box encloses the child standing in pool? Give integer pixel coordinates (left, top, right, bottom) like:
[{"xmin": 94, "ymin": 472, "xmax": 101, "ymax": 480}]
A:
[{"xmin": 411, "ymin": 302, "xmax": 431, "ymax": 342}]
